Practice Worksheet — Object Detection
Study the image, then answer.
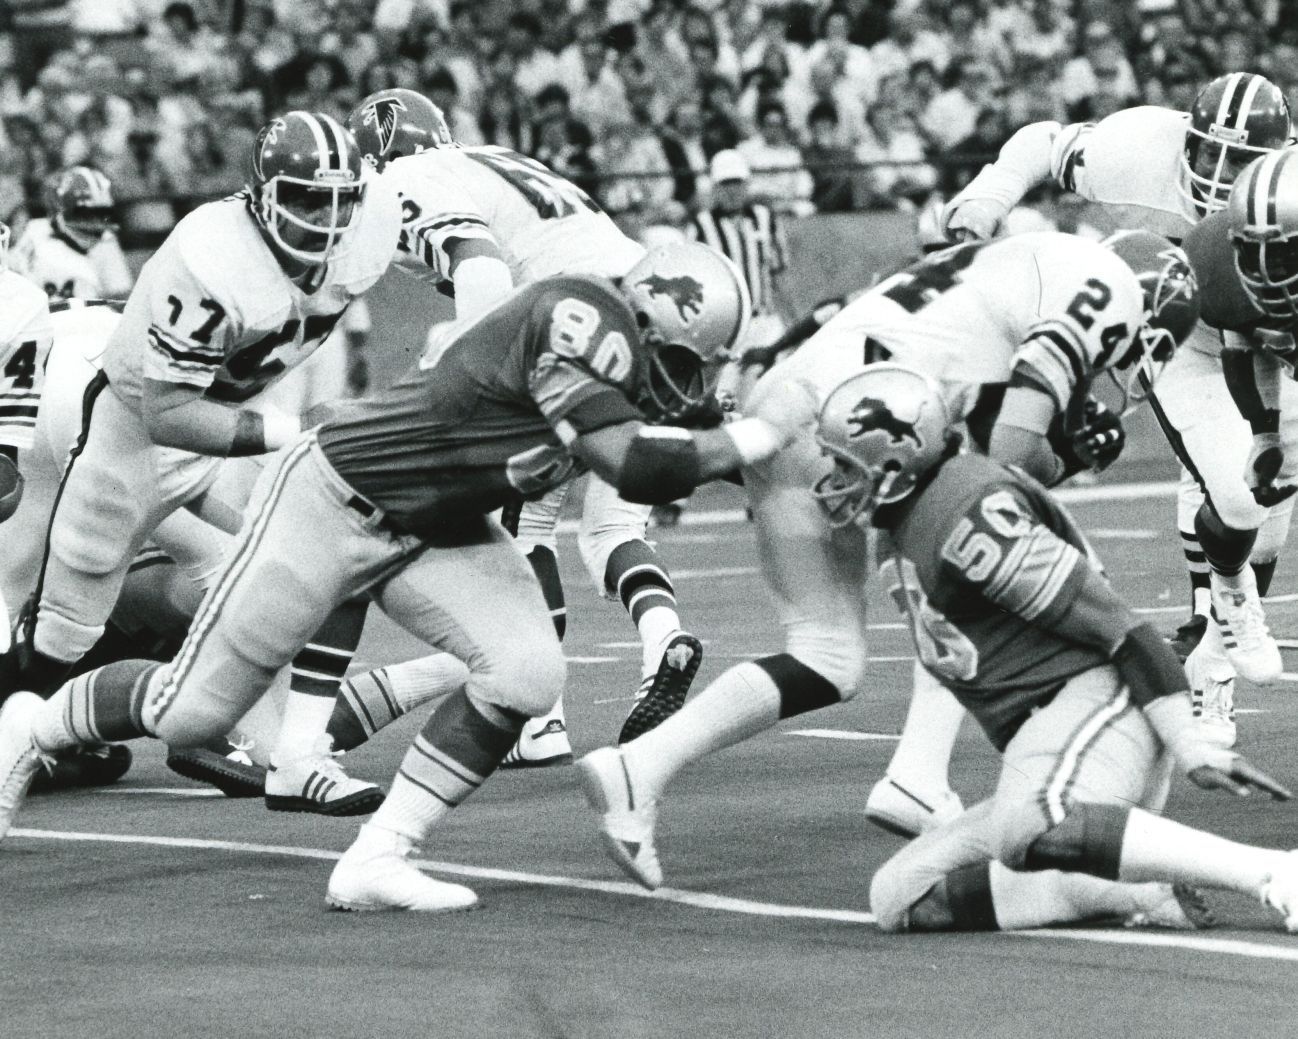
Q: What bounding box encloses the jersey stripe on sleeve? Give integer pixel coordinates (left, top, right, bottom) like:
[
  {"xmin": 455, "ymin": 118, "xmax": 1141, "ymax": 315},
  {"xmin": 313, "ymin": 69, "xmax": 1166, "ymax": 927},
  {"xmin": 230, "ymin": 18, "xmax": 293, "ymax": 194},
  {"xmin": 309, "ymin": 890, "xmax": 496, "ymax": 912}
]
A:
[
  {"xmin": 982, "ymin": 526, "xmax": 1084, "ymax": 622},
  {"xmin": 1014, "ymin": 319, "xmax": 1088, "ymax": 407}
]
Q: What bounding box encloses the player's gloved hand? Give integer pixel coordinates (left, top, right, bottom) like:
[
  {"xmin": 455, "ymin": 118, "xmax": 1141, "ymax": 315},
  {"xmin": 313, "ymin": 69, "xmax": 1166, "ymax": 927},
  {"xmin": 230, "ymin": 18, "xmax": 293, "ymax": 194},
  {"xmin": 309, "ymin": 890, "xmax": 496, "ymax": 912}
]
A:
[
  {"xmin": 1071, "ymin": 399, "xmax": 1125, "ymax": 471},
  {"xmin": 0, "ymin": 453, "xmax": 24, "ymax": 523},
  {"xmin": 941, "ymin": 197, "xmax": 1007, "ymax": 243},
  {"xmin": 1246, "ymin": 432, "xmax": 1298, "ymax": 506},
  {"xmin": 1188, "ymin": 753, "xmax": 1292, "ymax": 800}
]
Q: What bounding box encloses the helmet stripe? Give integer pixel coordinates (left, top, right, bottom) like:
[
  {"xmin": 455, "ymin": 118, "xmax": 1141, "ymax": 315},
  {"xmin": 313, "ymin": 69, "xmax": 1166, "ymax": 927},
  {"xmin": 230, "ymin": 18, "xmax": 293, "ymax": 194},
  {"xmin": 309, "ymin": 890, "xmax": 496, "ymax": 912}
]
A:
[
  {"xmin": 1249, "ymin": 149, "xmax": 1284, "ymax": 229},
  {"xmin": 1232, "ymin": 73, "xmax": 1265, "ymax": 131},
  {"xmin": 1215, "ymin": 72, "xmax": 1244, "ymax": 128},
  {"xmin": 321, "ymin": 114, "xmax": 349, "ymax": 172},
  {"xmin": 1268, "ymin": 149, "xmax": 1297, "ymax": 228},
  {"xmin": 296, "ymin": 111, "xmax": 332, "ymax": 172}
]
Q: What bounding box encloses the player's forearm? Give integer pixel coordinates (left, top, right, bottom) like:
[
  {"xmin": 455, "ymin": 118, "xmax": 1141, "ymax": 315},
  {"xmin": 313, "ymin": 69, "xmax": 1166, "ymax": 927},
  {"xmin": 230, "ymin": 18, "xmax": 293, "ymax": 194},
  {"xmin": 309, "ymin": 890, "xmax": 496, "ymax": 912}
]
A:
[
  {"xmin": 942, "ymin": 121, "xmax": 1059, "ymax": 232},
  {"xmin": 141, "ymin": 380, "xmax": 299, "ymax": 456},
  {"xmin": 1222, "ymin": 340, "xmax": 1282, "ymax": 435},
  {"xmin": 987, "ymin": 424, "xmax": 1063, "ymax": 485},
  {"xmin": 447, "ymin": 241, "xmax": 513, "ymax": 320}
]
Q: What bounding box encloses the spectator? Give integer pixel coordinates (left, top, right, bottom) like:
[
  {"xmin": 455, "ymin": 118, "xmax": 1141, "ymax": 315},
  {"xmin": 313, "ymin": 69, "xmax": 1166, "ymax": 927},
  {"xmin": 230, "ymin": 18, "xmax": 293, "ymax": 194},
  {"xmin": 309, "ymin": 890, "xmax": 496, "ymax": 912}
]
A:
[
  {"xmin": 840, "ymin": 0, "xmax": 893, "ymax": 49},
  {"xmin": 563, "ymin": 31, "xmax": 634, "ymax": 139},
  {"xmin": 942, "ymin": 106, "xmax": 1014, "ymax": 195},
  {"xmin": 147, "ymin": 3, "xmax": 228, "ymax": 92},
  {"xmin": 424, "ymin": 67, "xmax": 483, "ymax": 146},
  {"xmin": 2, "ymin": 111, "xmax": 55, "ymax": 214},
  {"xmin": 921, "ymin": 59, "xmax": 1003, "ymax": 153},
  {"xmin": 104, "ymin": 126, "xmax": 181, "ymax": 243},
  {"xmin": 479, "ymin": 78, "xmax": 534, "ymax": 154},
  {"xmin": 736, "ymin": 99, "xmax": 815, "ymax": 212},
  {"xmin": 319, "ymin": 3, "xmax": 380, "ymax": 91},
  {"xmin": 802, "ymin": 100, "xmax": 856, "ymax": 212},
  {"xmin": 854, "ymin": 100, "xmax": 936, "ymax": 207},
  {"xmin": 1003, "ymin": 55, "xmax": 1069, "ymax": 126},
  {"xmin": 740, "ymin": 5, "xmax": 805, "ymax": 81},
  {"xmin": 660, "ymin": 96, "xmax": 710, "ymax": 205},
  {"xmin": 601, "ymin": 77, "xmax": 675, "ymax": 211},
  {"xmin": 870, "ymin": 8, "xmax": 950, "ymax": 83},
  {"xmin": 231, "ymin": 4, "xmax": 298, "ymax": 101},
  {"xmin": 1003, "ymin": 0, "xmax": 1075, "ymax": 67},
  {"xmin": 504, "ymin": 12, "xmax": 565, "ymax": 99},
  {"xmin": 176, "ymin": 118, "xmax": 246, "ymax": 201},
  {"xmin": 942, "ymin": 2, "xmax": 1012, "ymax": 75},
  {"xmin": 283, "ymin": 54, "xmax": 352, "ymax": 125},
  {"xmin": 534, "ymin": 113, "xmax": 599, "ymax": 197},
  {"xmin": 786, "ymin": 54, "xmax": 868, "ymax": 144},
  {"xmin": 804, "ymin": 6, "xmax": 876, "ymax": 99},
  {"xmin": 678, "ymin": 4, "xmax": 743, "ymax": 85},
  {"xmin": 1060, "ymin": 20, "xmax": 1138, "ymax": 120}
]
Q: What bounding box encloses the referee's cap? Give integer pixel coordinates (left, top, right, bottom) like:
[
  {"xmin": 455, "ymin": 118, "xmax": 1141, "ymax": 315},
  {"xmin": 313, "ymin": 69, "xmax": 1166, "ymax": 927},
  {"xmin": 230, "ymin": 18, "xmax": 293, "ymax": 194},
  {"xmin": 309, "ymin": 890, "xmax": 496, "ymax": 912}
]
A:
[{"xmin": 710, "ymin": 149, "xmax": 751, "ymax": 184}]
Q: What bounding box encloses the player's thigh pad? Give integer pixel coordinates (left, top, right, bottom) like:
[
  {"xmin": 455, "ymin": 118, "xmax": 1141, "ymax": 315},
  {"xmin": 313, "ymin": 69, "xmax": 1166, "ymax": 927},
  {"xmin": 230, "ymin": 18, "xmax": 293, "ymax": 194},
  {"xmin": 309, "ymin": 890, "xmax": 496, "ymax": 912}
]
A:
[
  {"xmin": 512, "ymin": 482, "xmax": 565, "ymax": 555},
  {"xmin": 1154, "ymin": 345, "xmax": 1266, "ymax": 530},
  {"xmin": 870, "ymin": 799, "xmax": 998, "ymax": 932},
  {"xmin": 373, "ymin": 520, "xmax": 567, "ymax": 718},
  {"xmin": 988, "ymin": 666, "xmax": 1163, "ymax": 870},
  {"xmin": 746, "ymin": 429, "xmax": 869, "ymax": 699},
  {"xmin": 578, "ymin": 474, "xmax": 653, "ymax": 593}
]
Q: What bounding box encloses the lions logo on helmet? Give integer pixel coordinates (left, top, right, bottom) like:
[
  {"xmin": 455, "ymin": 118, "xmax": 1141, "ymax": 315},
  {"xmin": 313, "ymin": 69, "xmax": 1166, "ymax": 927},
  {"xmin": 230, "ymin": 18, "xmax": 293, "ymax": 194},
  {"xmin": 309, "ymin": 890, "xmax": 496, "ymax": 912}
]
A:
[
  {"xmin": 813, "ymin": 365, "xmax": 953, "ymax": 528},
  {"xmin": 636, "ymin": 273, "xmax": 705, "ymax": 323}
]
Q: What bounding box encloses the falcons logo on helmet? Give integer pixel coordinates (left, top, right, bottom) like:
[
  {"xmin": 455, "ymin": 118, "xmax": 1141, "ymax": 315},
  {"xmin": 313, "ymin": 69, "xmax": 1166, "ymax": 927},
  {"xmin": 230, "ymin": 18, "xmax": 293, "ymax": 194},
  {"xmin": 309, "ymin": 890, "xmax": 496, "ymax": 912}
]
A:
[{"xmin": 361, "ymin": 96, "xmax": 408, "ymax": 157}]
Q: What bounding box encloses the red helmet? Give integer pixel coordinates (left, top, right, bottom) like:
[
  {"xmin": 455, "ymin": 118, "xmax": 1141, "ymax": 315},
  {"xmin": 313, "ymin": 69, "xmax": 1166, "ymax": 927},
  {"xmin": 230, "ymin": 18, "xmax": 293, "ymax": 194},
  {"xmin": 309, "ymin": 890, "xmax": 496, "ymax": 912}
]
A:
[
  {"xmin": 249, "ymin": 110, "xmax": 366, "ymax": 266},
  {"xmin": 347, "ymin": 88, "xmax": 453, "ymax": 170},
  {"xmin": 1228, "ymin": 147, "xmax": 1298, "ymax": 320},
  {"xmin": 1180, "ymin": 72, "xmax": 1292, "ymax": 217},
  {"xmin": 45, "ymin": 166, "xmax": 115, "ymax": 251}
]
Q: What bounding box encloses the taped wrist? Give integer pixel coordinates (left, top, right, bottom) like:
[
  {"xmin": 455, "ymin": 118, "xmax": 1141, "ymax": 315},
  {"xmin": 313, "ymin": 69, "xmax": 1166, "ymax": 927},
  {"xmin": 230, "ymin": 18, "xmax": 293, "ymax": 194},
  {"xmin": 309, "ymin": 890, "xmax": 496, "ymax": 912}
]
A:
[
  {"xmin": 752, "ymin": 653, "xmax": 841, "ymax": 719},
  {"xmin": 617, "ymin": 427, "xmax": 702, "ymax": 505},
  {"xmin": 228, "ymin": 410, "xmax": 267, "ymax": 456},
  {"xmin": 1112, "ymin": 623, "xmax": 1188, "ymax": 707}
]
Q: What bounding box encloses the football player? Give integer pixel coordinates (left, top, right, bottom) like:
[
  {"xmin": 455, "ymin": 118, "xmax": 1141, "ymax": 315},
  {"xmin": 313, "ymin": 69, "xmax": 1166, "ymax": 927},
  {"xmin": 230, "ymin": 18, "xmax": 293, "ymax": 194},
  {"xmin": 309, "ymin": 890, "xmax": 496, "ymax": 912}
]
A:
[
  {"xmin": 0, "ymin": 242, "xmax": 783, "ymax": 913},
  {"xmin": 575, "ymin": 229, "xmax": 1200, "ymax": 890},
  {"xmin": 940, "ymin": 73, "xmax": 1293, "ymax": 769},
  {"xmin": 0, "ymin": 110, "xmax": 403, "ymax": 815},
  {"xmin": 823, "ymin": 367, "xmax": 1295, "ymax": 934},
  {"xmin": 326, "ymin": 88, "xmax": 728, "ymax": 767},
  {"xmin": 10, "ymin": 167, "xmax": 133, "ymax": 301}
]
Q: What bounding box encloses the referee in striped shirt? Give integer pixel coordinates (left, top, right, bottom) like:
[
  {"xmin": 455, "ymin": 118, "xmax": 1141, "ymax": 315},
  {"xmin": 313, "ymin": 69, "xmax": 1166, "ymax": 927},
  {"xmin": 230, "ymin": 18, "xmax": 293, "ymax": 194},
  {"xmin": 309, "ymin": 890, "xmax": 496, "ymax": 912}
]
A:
[{"xmin": 688, "ymin": 150, "xmax": 789, "ymax": 365}]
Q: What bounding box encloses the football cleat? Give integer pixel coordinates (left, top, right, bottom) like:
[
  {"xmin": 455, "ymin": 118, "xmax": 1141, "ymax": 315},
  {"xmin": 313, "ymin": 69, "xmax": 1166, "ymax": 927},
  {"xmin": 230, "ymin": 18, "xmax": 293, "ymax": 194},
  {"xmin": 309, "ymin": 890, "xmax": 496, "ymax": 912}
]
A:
[
  {"xmin": 865, "ymin": 775, "xmax": 965, "ymax": 839},
  {"xmin": 1259, "ymin": 851, "xmax": 1298, "ymax": 933},
  {"xmin": 167, "ymin": 740, "xmax": 266, "ymax": 799},
  {"xmin": 1124, "ymin": 882, "xmax": 1217, "ymax": 930},
  {"xmin": 29, "ymin": 744, "xmax": 132, "ymax": 794},
  {"xmin": 499, "ymin": 714, "xmax": 573, "ymax": 770},
  {"xmin": 1167, "ymin": 614, "xmax": 1208, "ymax": 661},
  {"xmin": 327, "ymin": 827, "xmax": 478, "ymax": 913},
  {"xmin": 0, "ymin": 692, "xmax": 51, "ymax": 840},
  {"xmin": 618, "ymin": 633, "xmax": 703, "ymax": 746},
  {"xmin": 264, "ymin": 737, "xmax": 385, "ymax": 816},
  {"xmin": 1210, "ymin": 572, "xmax": 1282, "ymax": 684},
  {"xmin": 577, "ymin": 746, "xmax": 663, "ymax": 890},
  {"xmin": 1187, "ymin": 636, "xmax": 1237, "ymax": 750}
]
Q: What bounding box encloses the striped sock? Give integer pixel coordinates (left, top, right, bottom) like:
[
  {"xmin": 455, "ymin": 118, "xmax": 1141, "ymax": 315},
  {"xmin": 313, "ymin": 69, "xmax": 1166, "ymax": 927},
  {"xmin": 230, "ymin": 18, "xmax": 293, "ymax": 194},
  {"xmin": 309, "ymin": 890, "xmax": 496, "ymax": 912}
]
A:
[
  {"xmin": 276, "ymin": 601, "xmax": 367, "ymax": 761},
  {"xmin": 34, "ymin": 660, "xmax": 160, "ymax": 752},
  {"xmin": 606, "ymin": 540, "xmax": 682, "ymax": 676},
  {"xmin": 1180, "ymin": 528, "xmax": 1212, "ymax": 616},
  {"xmin": 526, "ymin": 545, "xmax": 567, "ymax": 640},
  {"xmin": 367, "ymin": 688, "xmax": 525, "ymax": 842},
  {"xmin": 328, "ymin": 654, "xmax": 470, "ymax": 751}
]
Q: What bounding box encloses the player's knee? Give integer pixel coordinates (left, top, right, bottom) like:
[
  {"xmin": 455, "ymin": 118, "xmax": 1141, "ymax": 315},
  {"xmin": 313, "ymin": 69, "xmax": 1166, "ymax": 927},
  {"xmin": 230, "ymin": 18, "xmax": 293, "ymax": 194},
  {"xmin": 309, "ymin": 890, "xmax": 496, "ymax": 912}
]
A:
[
  {"xmin": 1016, "ymin": 803, "xmax": 1129, "ymax": 879},
  {"xmin": 751, "ymin": 651, "xmax": 848, "ymax": 720},
  {"xmin": 986, "ymin": 797, "xmax": 1053, "ymax": 871},
  {"xmin": 578, "ymin": 523, "xmax": 648, "ymax": 594},
  {"xmin": 30, "ymin": 608, "xmax": 105, "ymax": 664},
  {"xmin": 1201, "ymin": 490, "xmax": 1266, "ymax": 536},
  {"xmin": 469, "ymin": 634, "xmax": 567, "ymax": 718},
  {"xmin": 870, "ymin": 857, "xmax": 934, "ymax": 933},
  {"xmin": 784, "ymin": 628, "xmax": 866, "ymax": 701},
  {"xmin": 50, "ymin": 469, "xmax": 145, "ymax": 576},
  {"xmin": 513, "ymin": 496, "xmax": 560, "ymax": 555}
]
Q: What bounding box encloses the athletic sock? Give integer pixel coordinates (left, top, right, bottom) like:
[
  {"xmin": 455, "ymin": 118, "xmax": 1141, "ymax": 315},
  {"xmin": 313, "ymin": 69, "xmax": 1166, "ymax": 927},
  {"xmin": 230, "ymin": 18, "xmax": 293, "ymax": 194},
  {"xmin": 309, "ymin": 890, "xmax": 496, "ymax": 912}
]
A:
[
  {"xmin": 1180, "ymin": 529, "xmax": 1212, "ymax": 617},
  {"xmin": 1117, "ymin": 805, "xmax": 1286, "ymax": 894},
  {"xmin": 1252, "ymin": 558, "xmax": 1278, "ymax": 598},
  {"xmin": 525, "ymin": 545, "xmax": 567, "ymax": 640},
  {"xmin": 365, "ymin": 688, "xmax": 524, "ymax": 843},
  {"xmin": 605, "ymin": 540, "xmax": 682, "ymax": 677},
  {"xmin": 621, "ymin": 661, "xmax": 782, "ymax": 801},
  {"xmin": 986, "ymin": 862, "xmax": 1174, "ymax": 929},
  {"xmin": 884, "ymin": 662, "xmax": 963, "ymax": 793},
  {"xmin": 276, "ymin": 601, "xmax": 366, "ymax": 761},
  {"xmin": 33, "ymin": 660, "xmax": 161, "ymax": 752},
  {"xmin": 327, "ymin": 654, "xmax": 470, "ymax": 751}
]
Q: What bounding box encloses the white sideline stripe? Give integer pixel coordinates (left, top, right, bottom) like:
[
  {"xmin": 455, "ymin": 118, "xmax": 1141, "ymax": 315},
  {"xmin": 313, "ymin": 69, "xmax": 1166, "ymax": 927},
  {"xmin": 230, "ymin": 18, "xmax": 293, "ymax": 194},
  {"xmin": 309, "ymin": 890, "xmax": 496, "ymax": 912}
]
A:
[
  {"xmin": 93, "ymin": 788, "xmax": 224, "ymax": 798},
  {"xmin": 552, "ymin": 481, "xmax": 1180, "ymax": 534},
  {"xmin": 11, "ymin": 827, "xmax": 1298, "ymax": 964},
  {"xmin": 787, "ymin": 729, "xmax": 900, "ymax": 742},
  {"xmin": 671, "ymin": 566, "xmax": 759, "ymax": 580},
  {"xmin": 1085, "ymin": 529, "xmax": 1160, "ymax": 540},
  {"xmin": 566, "ymin": 656, "xmax": 622, "ymax": 664}
]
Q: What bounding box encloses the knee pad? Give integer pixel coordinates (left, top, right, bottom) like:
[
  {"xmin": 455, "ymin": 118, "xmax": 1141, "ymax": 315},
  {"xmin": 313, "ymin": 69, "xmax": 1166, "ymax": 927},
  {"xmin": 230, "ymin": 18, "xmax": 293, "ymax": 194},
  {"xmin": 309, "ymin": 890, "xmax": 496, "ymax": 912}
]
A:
[
  {"xmin": 783, "ymin": 627, "xmax": 865, "ymax": 701},
  {"xmin": 467, "ymin": 634, "xmax": 567, "ymax": 719},
  {"xmin": 987, "ymin": 796, "xmax": 1053, "ymax": 872},
  {"xmin": 1018, "ymin": 803, "xmax": 1129, "ymax": 880},
  {"xmin": 753, "ymin": 653, "xmax": 844, "ymax": 718},
  {"xmin": 869, "ymin": 856, "xmax": 926, "ymax": 934},
  {"xmin": 1202, "ymin": 483, "xmax": 1267, "ymax": 534},
  {"xmin": 1194, "ymin": 504, "xmax": 1258, "ymax": 577},
  {"xmin": 50, "ymin": 465, "xmax": 147, "ymax": 577}
]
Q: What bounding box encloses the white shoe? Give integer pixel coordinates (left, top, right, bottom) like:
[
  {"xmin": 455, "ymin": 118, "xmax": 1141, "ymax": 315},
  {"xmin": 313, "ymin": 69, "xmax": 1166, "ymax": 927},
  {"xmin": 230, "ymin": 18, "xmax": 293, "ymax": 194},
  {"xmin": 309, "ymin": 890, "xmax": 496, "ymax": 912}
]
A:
[
  {"xmin": 865, "ymin": 776, "xmax": 964, "ymax": 839},
  {"xmin": 0, "ymin": 692, "xmax": 51, "ymax": 841},
  {"xmin": 1259, "ymin": 851, "xmax": 1298, "ymax": 932},
  {"xmin": 576, "ymin": 746, "xmax": 662, "ymax": 890},
  {"xmin": 1210, "ymin": 572, "xmax": 1282, "ymax": 685},
  {"xmin": 1124, "ymin": 883, "xmax": 1216, "ymax": 931},
  {"xmin": 265, "ymin": 737, "xmax": 385, "ymax": 816},
  {"xmin": 499, "ymin": 715, "xmax": 573, "ymax": 769},
  {"xmin": 327, "ymin": 827, "xmax": 478, "ymax": 913},
  {"xmin": 1186, "ymin": 638, "xmax": 1237, "ymax": 749}
]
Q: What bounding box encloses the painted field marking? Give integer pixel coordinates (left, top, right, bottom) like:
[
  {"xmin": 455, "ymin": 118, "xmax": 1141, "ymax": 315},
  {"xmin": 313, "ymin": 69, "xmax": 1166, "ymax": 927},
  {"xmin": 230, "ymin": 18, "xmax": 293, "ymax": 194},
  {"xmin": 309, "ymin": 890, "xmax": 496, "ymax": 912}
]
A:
[
  {"xmin": 93, "ymin": 788, "xmax": 224, "ymax": 798},
  {"xmin": 787, "ymin": 730, "xmax": 900, "ymax": 742},
  {"xmin": 10, "ymin": 827, "xmax": 1298, "ymax": 965},
  {"xmin": 1085, "ymin": 529, "xmax": 1161, "ymax": 540},
  {"xmin": 671, "ymin": 566, "xmax": 759, "ymax": 581},
  {"xmin": 566, "ymin": 656, "xmax": 622, "ymax": 665}
]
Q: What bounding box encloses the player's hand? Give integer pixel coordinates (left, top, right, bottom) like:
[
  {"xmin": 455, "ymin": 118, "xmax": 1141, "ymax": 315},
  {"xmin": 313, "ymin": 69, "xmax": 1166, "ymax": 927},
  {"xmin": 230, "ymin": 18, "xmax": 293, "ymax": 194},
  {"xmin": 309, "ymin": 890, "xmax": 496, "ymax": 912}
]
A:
[
  {"xmin": 1246, "ymin": 432, "xmax": 1298, "ymax": 506},
  {"xmin": 942, "ymin": 197, "xmax": 1006, "ymax": 243},
  {"xmin": 1071, "ymin": 399, "xmax": 1125, "ymax": 471},
  {"xmin": 1188, "ymin": 754, "xmax": 1292, "ymax": 800}
]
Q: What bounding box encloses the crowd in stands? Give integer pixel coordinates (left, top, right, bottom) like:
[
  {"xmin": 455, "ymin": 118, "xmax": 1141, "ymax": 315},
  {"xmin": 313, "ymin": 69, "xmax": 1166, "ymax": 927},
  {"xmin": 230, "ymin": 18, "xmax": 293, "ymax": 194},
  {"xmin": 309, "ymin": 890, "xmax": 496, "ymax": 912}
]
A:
[{"xmin": 0, "ymin": 0, "xmax": 1294, "ymax": 241}]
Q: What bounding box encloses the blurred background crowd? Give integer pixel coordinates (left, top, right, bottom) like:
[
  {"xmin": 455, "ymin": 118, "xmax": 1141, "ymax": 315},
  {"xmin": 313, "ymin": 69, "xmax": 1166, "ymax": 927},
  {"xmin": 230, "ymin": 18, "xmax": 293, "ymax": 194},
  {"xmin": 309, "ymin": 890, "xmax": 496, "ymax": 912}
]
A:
[{"xmin": 0, "ymin": 0, "xmax": 1295, "ymax": 244}]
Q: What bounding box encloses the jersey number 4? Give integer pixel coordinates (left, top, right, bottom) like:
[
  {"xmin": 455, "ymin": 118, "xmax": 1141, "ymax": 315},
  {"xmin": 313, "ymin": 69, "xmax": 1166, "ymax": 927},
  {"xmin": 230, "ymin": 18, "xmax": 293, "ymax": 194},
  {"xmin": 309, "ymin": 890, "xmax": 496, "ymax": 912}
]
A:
[
  {"xmin": 2, "ymin": 341, "xmax": 38, "ymax": 390},
  {"xmin": 880, "ymin": 241, "xmax": 988, "ymax": 314},
  {"xmin": 467, "ymin": 148, "xmax": 601, "ymax": 221}
]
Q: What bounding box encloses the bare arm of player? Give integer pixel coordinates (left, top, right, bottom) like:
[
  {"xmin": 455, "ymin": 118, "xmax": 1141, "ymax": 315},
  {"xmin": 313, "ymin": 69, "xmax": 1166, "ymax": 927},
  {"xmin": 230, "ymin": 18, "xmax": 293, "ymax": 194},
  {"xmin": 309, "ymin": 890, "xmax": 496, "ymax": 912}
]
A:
[
  {"xmin": 1222, "ymin": 333, "xmax": 1298, "ymax": 506},
  {"xmin": 141, "ymin": 378, "xmax": 300, "ymax": 457},
  {"xmin": 446, "ymin": 238, "xmax": 514, "ymax": 321},
  {"xmin": 986, "ymin": 382, "xmax": 1065, "ymax": 485},
  {"xmin": 940, "ymin": 120, "xmax": 1062, "ymax": 240}
]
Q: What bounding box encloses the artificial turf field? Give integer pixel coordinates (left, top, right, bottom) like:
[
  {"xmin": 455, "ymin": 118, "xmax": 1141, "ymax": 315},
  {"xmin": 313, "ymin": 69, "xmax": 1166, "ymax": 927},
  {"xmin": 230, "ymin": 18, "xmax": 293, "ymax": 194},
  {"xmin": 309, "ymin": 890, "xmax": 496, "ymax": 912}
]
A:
[{"xmin": 4, "ymin": 477, "xmax": 1298, "ymax": 1039}]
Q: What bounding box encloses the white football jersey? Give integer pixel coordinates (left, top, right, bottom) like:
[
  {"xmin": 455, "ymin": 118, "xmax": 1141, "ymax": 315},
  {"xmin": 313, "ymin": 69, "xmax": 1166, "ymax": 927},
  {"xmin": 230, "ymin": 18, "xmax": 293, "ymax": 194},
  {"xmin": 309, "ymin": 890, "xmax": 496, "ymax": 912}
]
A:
[
  {"xmin": 774, "ymin": 232, "xmax": 1145, "ymax": 421},
  {"xmin": 383, "ymin": 146, "xmax": 645, "ymax": 285},
  {"xmin": 104, "ymin": 174, "xmax": 401, "ymax": 410},
  {"xmin": 9, "ymin": 218, "xmax": 133, "ymax": 301},
  {"xmin": 0, "ymin": 269, "xmax": 54, "ymax": 453}
]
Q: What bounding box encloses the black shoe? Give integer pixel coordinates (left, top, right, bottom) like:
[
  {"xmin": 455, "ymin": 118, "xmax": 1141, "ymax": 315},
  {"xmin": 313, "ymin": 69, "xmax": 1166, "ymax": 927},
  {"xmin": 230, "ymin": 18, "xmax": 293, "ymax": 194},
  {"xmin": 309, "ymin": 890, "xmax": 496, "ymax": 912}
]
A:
[
  {"xmin": 618, "ymin": 633, "xmax": 703, "ymax": 745},
  {"xmin": 29, "ymin": 744, "xmax": 132, "ymax": 794},
  {"xmin": 167, "ymin": 745, "xmax": 266, "ymax": 798},
  {"xmin": 1168, "ymin": 614, "xmax": 1208, "ymax": 662}
]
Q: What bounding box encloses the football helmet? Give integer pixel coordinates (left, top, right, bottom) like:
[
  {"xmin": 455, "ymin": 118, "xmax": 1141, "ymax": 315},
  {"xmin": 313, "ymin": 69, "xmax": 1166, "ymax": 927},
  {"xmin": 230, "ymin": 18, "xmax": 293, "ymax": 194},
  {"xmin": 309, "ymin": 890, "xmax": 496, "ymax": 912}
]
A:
[
  {"xmin": 249, "ymin": 110, "xmax": 366, "ymax": 266},
  {"xmin": 1228, "ymin": 147, "xmax": 1298, "ymax": 321},
  {"xmin": 1102, "ymin": 229, "xmax": 1200, "ymax": 407},
  {"xmin": 1180, "ymin": 72, "xmax": 1292, "ymax": 217},
  {"xmin": 45, "ymin": 166, "xmax": 115, "ymax": 252},
  {"xmin": 813, "ymin": 364, "xmax": 953, "ymax": 528},
  {"xmin": 347, "ymin": 88, "xmax": 454, "ymax": 170},
  {"xmin": 620, "ymin": 242, "xmax": 751, "ymax": 423}
]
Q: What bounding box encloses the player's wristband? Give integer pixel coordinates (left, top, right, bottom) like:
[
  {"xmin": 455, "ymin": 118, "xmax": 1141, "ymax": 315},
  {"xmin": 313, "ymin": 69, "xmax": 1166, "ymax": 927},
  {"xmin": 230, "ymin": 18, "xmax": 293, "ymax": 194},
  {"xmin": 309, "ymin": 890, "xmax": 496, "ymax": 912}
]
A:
[
  {"xmin": 229, "ymin": 411, "xmax": 267, "ymax": 457},
  {"xmin": 262, "ymin": 410, "xmax": 302, "ymax": 450},
  {"xmin": 618, "ymin": 427, "xmax": 702, "ymax": 505},
  {"xmin": 725, "ymin": 417, "xmax": 786, "ymax": 466}
]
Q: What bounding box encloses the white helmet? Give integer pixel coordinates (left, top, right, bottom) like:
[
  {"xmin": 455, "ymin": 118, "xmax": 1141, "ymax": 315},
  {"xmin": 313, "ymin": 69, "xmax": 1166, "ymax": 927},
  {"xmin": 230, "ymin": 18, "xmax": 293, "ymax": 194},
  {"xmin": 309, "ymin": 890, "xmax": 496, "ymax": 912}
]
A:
[
  {"xmin": 813, "ymin": 364, "xmax": 953, "ymax": 528},
  {"xmin": 620, "ymin": 242, "xmax": 751, "ymax": 422}
]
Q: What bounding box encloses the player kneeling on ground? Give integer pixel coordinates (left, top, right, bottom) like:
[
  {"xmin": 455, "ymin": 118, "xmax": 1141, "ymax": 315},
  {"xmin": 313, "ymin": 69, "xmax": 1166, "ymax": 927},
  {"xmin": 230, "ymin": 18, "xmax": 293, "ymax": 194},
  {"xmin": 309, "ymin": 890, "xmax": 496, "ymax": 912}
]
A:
[
  {"xmin": 818, "ymin": 367, "xmax": 1298, "ymax": 934},
  {"xmin": 0, "ymin": 242, "xmax": 788, "ymax": 913}
]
